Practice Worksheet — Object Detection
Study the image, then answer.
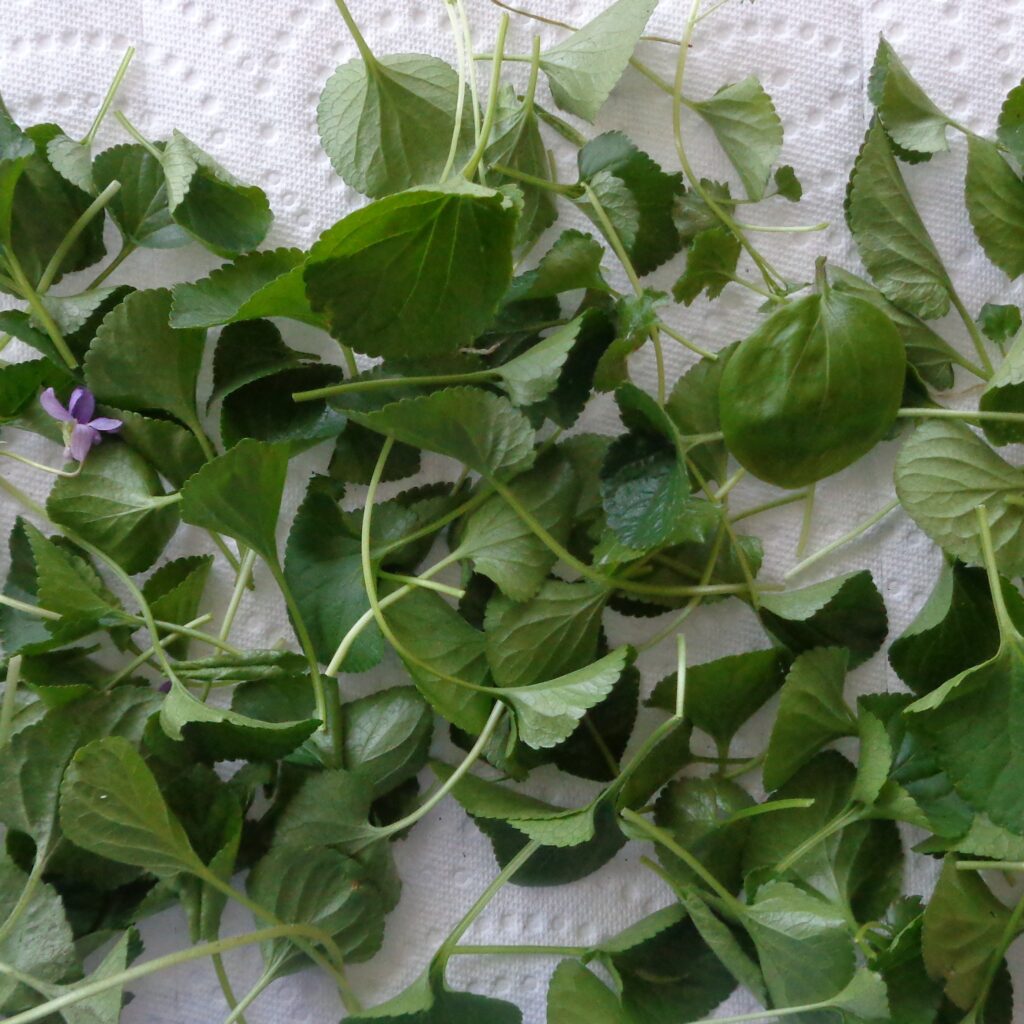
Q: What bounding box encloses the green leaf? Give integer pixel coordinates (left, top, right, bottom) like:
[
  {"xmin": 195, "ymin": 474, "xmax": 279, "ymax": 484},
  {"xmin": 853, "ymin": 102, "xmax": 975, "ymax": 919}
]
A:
[
  {"xmin": 672, "ymin": 227, "xmax": 741, "ymax": 305},
  {"xmin": 889, "ymin": 562, "xmax": 1015, "ymax": 695},
  {"xmin": 978, "ymin": 303, "xmax": 1022, "ymax": 348},
  {"xmin": 907, "ymin": 633, "xmax": 1024, "ymax": 835},
  {"xmin": 774, "ymin": 165, "xmax": 803, "ymax": 202},
  {"xmin": 305, "ymin": 183, "xmax": 518, "ymax": 358},
  {"xmin": 46, "ymin": 443, "xmax": 180, "ymax": 575},
  {"xmin": 5, "ymin": 124, "xmax": 106, "ymax": 288},
  {"xmin": 84, "ymin": 288, "xmax": 207, "ymax": 436},
  {"xmin": 547, "ymin": 960, "xmax": 625, "ymax": 1024},
  {"xmin": 485, "ymin": 579, "xmax": 606, "ymax": 688},
  {"xmin": 998, "ymin": 79, "xmax": 1024, "ymax": 165},
  {"xmin": 0, "ymin": 850, "xmax": 77, "ymax": 1008},
  {"xmin": 869, "ymin": 37, "xmax": 952, "ymax": 155},
  {"xmin": 503, "ymin": 230, "xmax": 607, "ymax": 304},
  {"xmin": 159, "ymin": 681, "xmax": 318, "ymax": 761},
  {"xmin": 747, "ymin": 754, "xmax": 902, "ymax": 922},
  {"xmin": 966, "ymin": 135, "xmax": 1024, "ymax": 281},
  {"xmin": 922, "ymin": 857, "xmax": 1011, "ymax": 1010},
  {"xmin": 665, "ymin": 345, "xmax": 733, "ymax": 484},
  {"xmin": 719, "ymin": 287, "xmax": 906, "ymax": 488},
  {"xmin": 828, "ymin": 265, "xmax": 960, "ymax": 392},
  {"xmin": 248, "ymin": 846, "xmax": 385, "ymax": 977},
  {"xmin": 0, "ymin": 686, "xmax": 156, "ymax": 854},
  {"xmin": 386, "ymin": 588, "xmax": 494, "ymax": 734},
  {"xmin": 594, "ymin": 290, "xmax": 664, "ymax": 392},
  {"xmin": 114, "ymin": 408, "xmax": 206, "ymax": 490},
  {"xmin": 895, "ymin": 419, "xmax": 1024, "ymax": 576},
  {"xmin": 142, "ymin": 554, "xmax": 213, "ymax": 659},
  {"xmin": 349, "ymin": 388, "xmax": 534, "ymax": 481},
  {"xmin": 349, "ymin": 975, "xmax": 523, "ymax": 1023},
  {"xmin": 846, "ymin": 119, "xmax": 952, "ymax": 319},
  {"xmin": 655, "ymin": 776, "xmax": 754, "ymax": 892},
  {"xmin": 180, "ymin": 439, "xmax": 288, "ymax": 562},
  {"xmin": 759, "ymin": 570, "xmax": 889, "ymax": 668},
  {"xmin": 283, "ymin": 476, "xmax": 380, "ymax": 672},
  {"xmin": 979, "ymin": 328, "xmax": 1024, "ymax": 445},
  {"xmin": 693, "ymin": 77, "xmax": 783, "ymax": 201},
  {"xmin": 649, "ymin": 647, "xmax": 788, "ymax": 752},
  {"xmin": 174, "ymin": 650, "xmax": 308, "ymax": 685},
  {"xmin": 345, "ymin": 687, "xmax": 433, "ymax": 798},
  {"xmin": 763, "ymin": 649, "xmax": 856, "ymax": 790},
  {"xmin": 161, "ymin": 131, "xmax": 272, "ymax": 257},
  {"xmin": 493, "ymin": 318, "xmax": 583, "ymax": 406},
  {"xmin": 456, "ymin": 451, "xmax": 578, "ymax": 602},
  {"xmin": 497, "ymin": 646, "xmax": 633, "ymax": 749},
  {"xmin": 0, "ymin": 519, "xmax": 53, "ymax": 655},
  {"xmin": 318, "ymin": 54, "xmax": 471, "ymax": 199},
  {"xmin": 53, "ymin": 929, "xmax": 139, "ymax": 1024},
  {"xmin": 94, "ymin": 142, "xmax": 190, "ymax": 249},
  {"xmin": 272, "ymin": 768, "xmax": 377, "ymax": 850},
  {"xmin": 487, "ymin": 86, "xmax": 558, "ymax": 249},
  {"xmin": 578, "ymin": 132, "xmax": 684, "ymax": 275},
  {"xmin": 170, "ymin": 248, "xmax": 325, "ymax": 329},
  {"xmin": 829, "ymin": 970, "xmax": 891, "ymax": 1021},
  {"xmin": 742, "ymin": 880, "xmax": 856, "ymax": 1015},
  {"xmin": 539, "ymin": 0, "xmax": 658, "ymax": 122},
  {"xmin": 60, "ymin": 736, "xmax": 205, "ymax": 876}
]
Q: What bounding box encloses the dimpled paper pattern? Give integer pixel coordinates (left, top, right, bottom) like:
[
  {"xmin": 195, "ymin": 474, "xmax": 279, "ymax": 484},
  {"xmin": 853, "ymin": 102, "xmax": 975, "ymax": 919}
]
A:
[{"xmin": 1, "ymin": 0, "xmax": 1024, "ymax": 1021}]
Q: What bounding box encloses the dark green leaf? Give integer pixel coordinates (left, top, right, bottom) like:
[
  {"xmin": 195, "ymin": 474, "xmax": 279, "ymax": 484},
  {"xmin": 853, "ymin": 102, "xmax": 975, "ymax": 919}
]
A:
[
  {"xmin": 305, "ymin": 182, "xmax": 518, "ymax": 358},
  {"xmin": 998, "ymin": 79, "xmax": 1024, "ymax": 165},
  {"xmin": 966, "ymin": 135, "xmax": 1024, "ymax": 280},
  {"xmin": 113, "ymin": 408, "xmax": 206, "ymax": 490},
  {"xmin": 273, "ymin": 768, "xmax": 377, "ymax": 849},
  {"xmin": 142, "ymin": 555, "xmax": 213, "ymax": 659},
  {"xmin": 978, "ymin": 303, "xmax": 1022, "ymax": 348},
  {"xmin": 672, "ymin": 227, "xmax": 741, "ymax": 305},
  {"xmin": 504, "ymin": 230, "xmax": 607, "ymax": 304},
  {"xmin": 980, "ymin": 329, "xmax": 1024, "ymax": 445},
  {"xmin": 547, "ymin": 960, "xmax": 625, "ymax": 1024},
  {"xmin": 774, "ymin": 165, "xmax": 803, "ymax": 202}
]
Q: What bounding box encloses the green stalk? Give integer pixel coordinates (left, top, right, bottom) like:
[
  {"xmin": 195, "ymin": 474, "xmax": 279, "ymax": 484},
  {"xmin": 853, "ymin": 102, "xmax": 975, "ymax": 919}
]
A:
[
  {"xmin": 0, "ymin": 846, "xmax": 50, "ymax": 946},
  {"xmin": 785, "ymin": 497, "xmax": 900, "ymax": 581},
  {"xmin": 114, "ymin": 112, "xmax": 163, "ymax": 162},
  {"xmin": 730, "ymin": 490, "xmax": 810, "ymax": 523},
  {"xmin": 440, "ymin": 0, "xmax": 470, "ymax": 184},
  {"xmin": 222, "ymin": 970, "xmax": 274, "ymax": 1024},
  {"xmin": 4, "ymin": 253, "xmax": 77, "ymax": 369},
  {"xmin": 331, "ymin": 0, "xmax": 377, "ymax": 66},
  {"xmin": 485, "ymin": 162, "xmax": 580, "ymax": 195},
  {"xmin": 976, "ymin": 505, "xmax": 1019, "ymax": 642},
  {"xmin": 462, "ymin": 14, "xmax": 510, "ymax": 180},
  {"xmin": 796, "ymin": 483, "xmax": 816, "ymax": 558},
  {"xmin": 375, "ymin": 701, "xmax": 506, "ymax": 840},
  {"xmin": 432, "ymin": 839, "xmax": 541, "ymax": 976},
  {"xmin": 211, "ymin": 953, "xmax": 248, "ymax": 1024},
  {"xmin": 773, "ymin": 804, "xmax": 863, "ymax": 876},
  {"xmin": 86, "ymin": 242, "xmax": 136, "ymax": 289},
  {"xmin": 658, "ymin": 322, "xmax": 718, "ymax": 361},
  {"xmin": 0, "ymin": 655, "xmax": 21, "ymax": 750},
  {"xmin": 378, "ymin": 570, "xmax": 465, "ymax": 599},
  {"xmin": 0, "ymin": 925, "xmax": 337, "ymax": 1024},
  {"xmin": 36, "ymin": 180, "xmax": 121, "ymax": 294},
  {"xmin": 292, "ymin": 368, "xmax": 496, "ymax": 402},
  {"xmin": 83, "ymin": 47, "xmax": 136, "ymax": 146},
  {"xmin": 897, "ymin": 407, "xmax": 1024, "ymax": 425},
  {"xmin": 452, "ymin": 944, "xmax": 589, "ymax": 957},
  {"xmin": 0, "ymin": 592, "xmax": 61, "ymax": 621},
  {"xmin": 620, "ymin": 807, "xmax": 748, "ymax": 920},
  {"xmin": 103, "ymin": 614, "xmax": 211, "ymax": 690},
  {"xmin": 949, "ymin": 287, "xmax": 995, "ymax": 377}
]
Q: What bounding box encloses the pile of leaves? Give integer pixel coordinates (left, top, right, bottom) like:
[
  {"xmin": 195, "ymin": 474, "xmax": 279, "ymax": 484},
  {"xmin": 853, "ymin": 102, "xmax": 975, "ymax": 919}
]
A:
[{"xmin": 1, "ymin": 0, "xmax": 1024, "ymax": 1021}]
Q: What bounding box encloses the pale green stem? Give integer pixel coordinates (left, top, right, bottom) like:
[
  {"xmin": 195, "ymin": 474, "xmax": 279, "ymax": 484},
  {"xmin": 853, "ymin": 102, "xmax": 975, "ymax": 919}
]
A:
[
  {"xmin": 658, "ymin": 322, "xmax": 718, "ymax": 361},
  {"xmin": 114, "ymin": 112, "xmax": 163, "ymax": 161},
  {"xmin": 37, "ymin": 180, "xmax": 121, "ymax": 294},
  {"xmin": 440, "ymin": 0, "xmax": 469, "ymax": 184},
  {"xmin": 796, "ymin": 483, "xmax": 816, "ymax": 558},
  {"xmin": 378, "ymin": 570, "xmax": 466, "ymax": 599},
  {"xmin": 897, "ymin": 407, "xmax": 1024, "ymax": 424},
  {"xmin": 86, "ymin": 242, "xmax": 136, "ymax": 289},
  {"xmin": 84, "ymin": 47, "xmax": 136, "ymax": 146},
  {"xmin": 487, "ymin": 162, "xmax": 579, "ymax": 195},
  {"xmin": 211, "ymin": 953, "xmax": 248, "ymax": 1024},
  {"xmin": 0, "ymin": 925, "xmax": 339, "ymax": 1024},
  {"xmin": 103, "ymin": 615, "xmax": 212, "ymax": 690},
  {"xmin": 713, "ymin": 467, "xmax": 746, "ymax": 503},
  {"xmin": 735, "ymin": 221, "xmax": 829, "ymax": 233},
  {"xmin": 218, "ymin": 548, "xmax": 257, "ymax": 643},
  {"xmin": 580, "ymin": 181, "xmax": 666, "ymax": 404},
  {"xmin": 462, "ymin": 13, "xmax": 509, "ymax": 180},
  {"xmin": 0, "ymin": 592, "xmax": 61, "ymax": 621},
  {"xmin": 4, "ymin": 253, "xmax": 77, "ymax": 368},
  {"xmin": 949, "ymin": 288, "xmax": 995, "ymax": 377},
  {"xmin": 433, "ymin": 839, "xmax": 542, "ymax": 975},
  {"xmin": 957, "ymin": 861, "xmax": 1024, "ymax": 872},
  {"xmin": 376, "ymin": 701, "xmax": 506, "ymax": 839},
  {"xmin": 0, "ymin": 848, "xmax": 50, "ymax": 946},
  {"xmin": 292, "ymin": 368, "xmax": 495, "ymax": 402},
  {"xmin": 976, "ymin": 505, "xmax": 1019, "ymax": 641},
  {"xmin": 222, "ymin": 970, "xmax": 274, "ymax": 1024},
  {"xmin": 730, "ymin": 490, "xmax": 810, "ymax": 523},
  {"xmin": 331, "ymin": 0, "xmax": 376, "ymax": 64},
  {"xmin": 785, "ymin": 498, "xmax": 900, "ymax": 582},
  {"xmin": 620, "ymin": 807, "xmax": 747, "ymax": 920},
  {"xmin": 0, "ymin": 655, "xmax": 21, "ymax": 750},
  {"xmin": 452, "ymin": 944, "xmax": 589, "ymax": 957},
  {"xmin": 774, "ymin": 804, "xmax": 863, "ymax": 876},
  {"xmin": 0, "ymin": 449, "xmax": 82, "ymax": 477}
]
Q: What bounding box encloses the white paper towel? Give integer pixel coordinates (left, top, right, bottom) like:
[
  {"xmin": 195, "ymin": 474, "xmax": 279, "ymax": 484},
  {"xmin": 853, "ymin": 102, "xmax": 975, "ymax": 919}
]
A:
[{"xmin": 1, "ymin": 0, "xmax": 1023, "ymax": 1021}]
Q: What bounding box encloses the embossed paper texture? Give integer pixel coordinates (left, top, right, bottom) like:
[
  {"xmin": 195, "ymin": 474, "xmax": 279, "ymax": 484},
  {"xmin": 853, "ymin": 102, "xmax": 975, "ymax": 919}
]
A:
[{"xmin": 2, "ymin": 0, "xmax": 1023, "ymax": 1021}]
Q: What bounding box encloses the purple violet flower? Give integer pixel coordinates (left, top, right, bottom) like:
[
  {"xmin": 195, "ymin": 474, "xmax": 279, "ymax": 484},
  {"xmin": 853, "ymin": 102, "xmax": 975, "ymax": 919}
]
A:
[{"xmin": 39, "ymin": 387, "xmax": 122, "ymax": 463}]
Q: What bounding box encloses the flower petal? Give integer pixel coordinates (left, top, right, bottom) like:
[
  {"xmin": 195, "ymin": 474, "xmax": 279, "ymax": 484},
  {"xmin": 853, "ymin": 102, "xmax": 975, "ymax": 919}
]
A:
[
  {"xmin": 69, "ymin": 423, "xmax": 100, "ymax": 462},
  {"xmin": 88, "ymin": 417, "xmax": 123, "ymax": 434},
  {"xmin": 39, "ymin": 388, "xmax": 73, "ymax": 422},
  {"xmin": 68, "ymin": 387, "xmax": 96, "ymax": 424}
]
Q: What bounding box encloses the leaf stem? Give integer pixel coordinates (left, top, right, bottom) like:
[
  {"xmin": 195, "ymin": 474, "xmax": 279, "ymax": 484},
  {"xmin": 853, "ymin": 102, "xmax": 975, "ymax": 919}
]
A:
[
  {"xmin": 658, "ymin": 321, "xmax": 718, "ymax": 360},
  {"xmin": 452, "ymin": 944, "xmax": 589, "ymax": 957},
  {"xmin": 37, "ymin": 180, "xmax": 122, "ymax": 294},
  {"xmin": 292, "ymin": 368, "xmax": 496, "ymax": 402},
  {"xmin": 432, "ymin": 838, "xmax": 542, "ymax": 977},
  {"xmin": 114, "ymin": 112, "xmax": 163, "ymax": 162},
  {"xmin": 86, "ymin": 241, "xmax": 137, "ymax": 289},
  {"xmin": 0, "ymin": 848, "xmax": 50, "ymax": 946},
  {"xmin": 378, "ymin": 570, "xmax": 465, "ymax": 599},
  {"xmin": 773, "ymin": 804, "xmax": 863, "ymax": 876},
  {"xmin": 103, "ymin": 614, "xmax": 211, "ymax": 689},
  {"xmin": 462, "ymin": 14, "xmax": 510, "ymax": 181},
  {"xmin": 222, "ymin": 970, "xmax": 274, "ymax": 1024},
  {"xmin": 735, "ymin": 221, "xmax": 829, "ymax": 234},
  {"xmin": 331, "ymin": 0, "xmax": 376, "ymax": 65},
  {"xmin": 729, "ymin": 490, "xmax": 810, "ymax": 523},
  {"xmin": 0, "ymin": 925, "xmax": 339, "ymax": 1024},
  {"xmin": 211, "ymin": 953, "xmax": 249, "ymax": 1024},
  {"xmin": 619, "ymin": 807, "xmax": 748, "ymax": 919},
  {"xmin": 377, "ymin": 701, "xmax": 505, "ymax": 839},
  {"xmin": 796, "ymin": 483, "xmax": 815, "ymax": 558},
  {"xmin": 4, "ymin": 253, "xmax": 77, "ymax": 369},
  {"xmin": 0, "ymin": 592, "xmax": 62, "ymax": 621},
  {"xmin": 84, "ymin": 47, "xmax": 136, "ymax": 146},
  {"xmin": 897, "ymin": 407, "xmax": 1024, "ymax": 425},
  {"xmin": 440, "ymin": 0, "xmax": 469, "ymax": 184},
  {"xmin": 785, "ymin": 498, "xmax": 900, "ymax": 582},
  {"xmin": 713, "ymin": 467, "xmax": 746, "ymax": 503},
  {"xmin": 487, "ymin": 162, "xmax": 580, "ymax": 195},
  {"xmin": 949, "ymin": 287, "xmax": 995, "ymax": 377},
  {"xmin": 0, "ymin": 655, "xmax": 21, "ymax": 750},
  {"xmin": 975, "ymin": 505, "xmax": 1019, "ymax": 643}
]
